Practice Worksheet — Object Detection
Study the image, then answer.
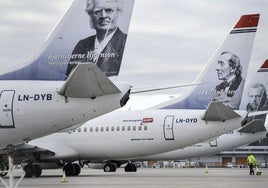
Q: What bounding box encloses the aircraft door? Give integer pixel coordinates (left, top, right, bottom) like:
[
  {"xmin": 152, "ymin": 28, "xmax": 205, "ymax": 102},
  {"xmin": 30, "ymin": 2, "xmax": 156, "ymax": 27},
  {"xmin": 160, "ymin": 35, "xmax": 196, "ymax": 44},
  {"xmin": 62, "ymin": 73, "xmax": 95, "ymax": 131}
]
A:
[
  {"xmin": 209, "ymin": 139, "xmax": 217, "ymax": 147},
  {"xmin": 163, "ymin": 116, "xmax": 174, "ymax": 140},
  {"xmin": 0, "ymin": 90, "xmax": 15, "ymax": 128}
]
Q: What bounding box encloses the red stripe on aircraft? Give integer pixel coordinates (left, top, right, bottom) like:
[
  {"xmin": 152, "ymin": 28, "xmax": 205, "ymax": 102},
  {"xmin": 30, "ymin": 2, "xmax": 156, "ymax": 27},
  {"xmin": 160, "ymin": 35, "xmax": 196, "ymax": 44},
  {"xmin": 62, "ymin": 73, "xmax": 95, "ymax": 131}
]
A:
[
  {"xmin": 260, "ymin": 60, "xmax": 268, "ymax": 69},
  {"xmin": 233, "ymin": 14, "xmax": 259, "ymax": 29}
]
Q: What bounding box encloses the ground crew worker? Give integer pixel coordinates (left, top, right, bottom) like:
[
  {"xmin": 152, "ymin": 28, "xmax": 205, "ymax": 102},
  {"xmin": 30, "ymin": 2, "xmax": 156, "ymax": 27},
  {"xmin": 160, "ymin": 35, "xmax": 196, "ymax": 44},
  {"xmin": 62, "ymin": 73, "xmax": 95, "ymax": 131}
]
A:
[{"xmin": 247, "ymin": 154, "xmax": 257, "ymax": 175}]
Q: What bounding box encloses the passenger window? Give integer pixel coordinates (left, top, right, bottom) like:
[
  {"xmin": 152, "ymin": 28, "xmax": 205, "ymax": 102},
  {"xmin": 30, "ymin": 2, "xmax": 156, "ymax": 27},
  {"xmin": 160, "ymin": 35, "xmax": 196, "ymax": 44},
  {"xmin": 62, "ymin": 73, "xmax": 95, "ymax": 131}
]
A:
[
  {"xmin": 133, "ymin": 126, "xmax": 136, "ymax": 131},
  {"xmin": 122, "ymin": 126, "xmax": 125, "ymax": 131},
  {"xmin": 101, "ymin": 127, "xmax": 104, "ymax": 132},
  {"xmin": 111, "ymin": 126, "xmax": 115, "ymax": 131},
  {"xmin": 127, "ymin": 126, "xmax": 131, "ymax": 131},
  {"xmin": 95, "ymin": 127, "xmax": 99, "ymax": 132},
  {"xmin": 78, "ymin": 127, "xmax": 81, "ymax": 132},
  {"xmin": 138, "ymin": 126, "xmax": 142, "ymax": 131},
  {"xmin": 90, "ymin": 127, "xmax": 93, "ymax": 132},
  {"xmin": 144, "ymin": 126, "xmax": 148, "ymax": 131},
  {"xmin": 84, "ymin": 127, "xmax": 87, "ymax": 132},
  {"xmin": 106, "ymin": 127, "xmax": 110, "ymax": 131},
  {"xmin": 116, "ymin": 126, "xmax": 120, "ymax": 131}
]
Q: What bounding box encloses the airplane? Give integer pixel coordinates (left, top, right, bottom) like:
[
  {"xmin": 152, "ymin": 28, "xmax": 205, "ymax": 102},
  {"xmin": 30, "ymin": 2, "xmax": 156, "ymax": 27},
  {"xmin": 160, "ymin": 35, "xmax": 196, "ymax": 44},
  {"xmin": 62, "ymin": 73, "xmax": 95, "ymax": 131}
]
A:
[
  {"xmin": 0, "ymin": 0, "xmax": 134, "ymax": 178},
  {"xmin": 0, "ymin": 13, "xmax": 261, "ymax": 177},
  {"xmin": 127, "ymin": 60, "xmax": 268, "ymax": 164}
]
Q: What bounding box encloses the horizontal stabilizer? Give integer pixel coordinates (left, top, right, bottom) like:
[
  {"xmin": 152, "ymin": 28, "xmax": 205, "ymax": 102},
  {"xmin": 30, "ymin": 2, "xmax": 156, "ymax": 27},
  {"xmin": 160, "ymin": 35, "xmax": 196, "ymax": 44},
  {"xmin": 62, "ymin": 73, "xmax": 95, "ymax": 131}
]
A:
[
  {"xmin": 59, "ymin": 63, "xmax": 120, "ymax": 98},
  {"xmin": 131, "ymin": 82, "xmax": 203, "ymax": 94},
  {"xmin": 201, "ymin": 101, "xmax": 241, "ymax": 121},
  {"xmin": 248, "ymin": 110, "xmax": 268, "ymax": 117},
  {"xmin": 238, "ymin": 119, "xmax": 266, "ymax": 133}
]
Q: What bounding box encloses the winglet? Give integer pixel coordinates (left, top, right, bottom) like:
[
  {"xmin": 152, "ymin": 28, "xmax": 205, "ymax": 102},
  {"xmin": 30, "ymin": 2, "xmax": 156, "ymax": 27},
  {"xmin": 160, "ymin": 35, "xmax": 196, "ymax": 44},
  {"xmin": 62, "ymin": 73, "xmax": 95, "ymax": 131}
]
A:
[
  {"xmin": 58, "ymin": 63, "xmax": 120, "ymax": 98},
  {"xmin": 201, "ymin": 101, "xmax": 241, "ymax": 121},
  {"xmin": 238, "ymin": 119, "xmax": 266, "ymax": 133}
]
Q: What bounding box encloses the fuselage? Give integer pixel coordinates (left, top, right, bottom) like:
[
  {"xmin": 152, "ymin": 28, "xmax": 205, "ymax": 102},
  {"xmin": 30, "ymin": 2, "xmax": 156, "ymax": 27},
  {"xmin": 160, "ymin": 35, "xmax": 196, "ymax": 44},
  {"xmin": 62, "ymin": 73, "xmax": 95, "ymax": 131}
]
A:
[
  {"xmin": 134, "ymin": 129, "xmax": 268, "ymax": 161},
  {"xmin": 0, "ymin": 80, "xmax": 130, "ymax": 148},
  {"xmin": 31, "ymin": 109, "xmax": 248, "ymax": 162}
]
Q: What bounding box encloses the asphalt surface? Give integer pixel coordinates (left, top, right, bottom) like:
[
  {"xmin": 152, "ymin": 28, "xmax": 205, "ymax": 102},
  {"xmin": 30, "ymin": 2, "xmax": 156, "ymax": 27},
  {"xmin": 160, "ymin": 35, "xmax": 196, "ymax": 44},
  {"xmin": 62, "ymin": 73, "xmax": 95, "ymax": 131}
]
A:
[{"xmin": 1, "ymin": 167, "xmax": 268, "ymax": 188}]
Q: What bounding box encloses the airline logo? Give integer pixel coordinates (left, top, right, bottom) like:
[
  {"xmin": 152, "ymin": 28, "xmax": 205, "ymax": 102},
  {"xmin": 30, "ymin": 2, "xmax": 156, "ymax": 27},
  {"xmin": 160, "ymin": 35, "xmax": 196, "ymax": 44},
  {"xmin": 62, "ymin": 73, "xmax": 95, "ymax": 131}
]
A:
[{"xmin": 142, "ymin": 118, "xmax": 153, "ymax": 123}]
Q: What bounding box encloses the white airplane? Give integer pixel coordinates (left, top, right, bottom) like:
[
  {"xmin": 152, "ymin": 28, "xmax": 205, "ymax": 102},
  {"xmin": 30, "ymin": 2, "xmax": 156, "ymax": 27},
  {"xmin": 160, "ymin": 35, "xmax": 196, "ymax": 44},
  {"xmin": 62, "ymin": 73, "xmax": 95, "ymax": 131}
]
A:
[
  {"xmin": 131, "ymin": 60, "xmax": 268, "ymax": 163},
  {"xmin": 1, "ymin": 13, "xmax": 262, "ymax": 177},
  {"xmin": 0, "ymin": 1, "xmax": 134, "ymax": 155}
]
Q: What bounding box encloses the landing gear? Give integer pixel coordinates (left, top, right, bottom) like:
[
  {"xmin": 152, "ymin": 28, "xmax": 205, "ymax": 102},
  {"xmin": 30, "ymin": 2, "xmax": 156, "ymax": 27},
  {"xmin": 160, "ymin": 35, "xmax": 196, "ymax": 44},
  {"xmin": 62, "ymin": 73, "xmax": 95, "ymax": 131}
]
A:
[
  {"xmin": 63, "ymin": 163, "xmax": 81, "ymax": 176},
  {"xmin": 0, "ymin": 147, "xmax": 25, "ymax": 188},
  {"xmin": 23, "ymin": 164, "xmax": 42, "ymax": 178},
  {"xmin": 124, "ymin": 163, "xmax": 137, "ymax": 172},
  {"xmin": 103, "ymin": 163, "xmax": 116, "ymax": 172},
  {"xmin": 0, "ymin": 154, "xmax": 8, "ymax": 177}
]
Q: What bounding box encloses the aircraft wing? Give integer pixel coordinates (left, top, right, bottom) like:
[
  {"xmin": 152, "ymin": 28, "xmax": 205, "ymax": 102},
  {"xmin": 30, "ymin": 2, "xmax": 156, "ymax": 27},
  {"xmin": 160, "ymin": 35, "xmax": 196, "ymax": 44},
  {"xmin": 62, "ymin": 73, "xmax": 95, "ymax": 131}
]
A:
[
  {"xmin": 58, "ymin": 63, "xmax": 120, "ymax": 98},
  {"xmin": 0, "ymin": 143, "xmax": 53, "ymax": 156},
  {"xmin": 238, "ymin": 119, "xmax": 267, "ymax": 133},
  {"xmin": 0, "ymin": 142, "xmax": 78, "ymax": 162},
  {"xmin": 201, "ymin": 101, "xmax": 241, "ymax": 121}
]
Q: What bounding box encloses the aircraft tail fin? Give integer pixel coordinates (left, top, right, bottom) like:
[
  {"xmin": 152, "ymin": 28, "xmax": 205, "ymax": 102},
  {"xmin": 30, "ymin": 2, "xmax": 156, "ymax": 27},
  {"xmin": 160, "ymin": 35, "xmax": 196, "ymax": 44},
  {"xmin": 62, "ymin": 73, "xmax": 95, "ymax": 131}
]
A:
[
  {"xmin": 239, "ymin": 60, "xmax": 268, "ymax": 130},
  {"xmin": 0, "ymin": 0, "xmax": 135, "ymax": 80},
  {"xmin": 152, "ymin": 14, "xmax": 260, "ymax": 110}
]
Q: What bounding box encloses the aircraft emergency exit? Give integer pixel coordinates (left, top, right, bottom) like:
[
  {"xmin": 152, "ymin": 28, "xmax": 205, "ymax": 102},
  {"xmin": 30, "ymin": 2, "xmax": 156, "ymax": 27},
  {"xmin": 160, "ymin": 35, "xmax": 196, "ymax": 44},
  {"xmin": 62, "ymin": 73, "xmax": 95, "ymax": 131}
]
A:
[
  {"xmin": 3, "ymin": 14, "xmax": 262, "ymax": 177},
  {"xmin": 0, "ymin": 0, "xmax": 134, "ymax": 149}
]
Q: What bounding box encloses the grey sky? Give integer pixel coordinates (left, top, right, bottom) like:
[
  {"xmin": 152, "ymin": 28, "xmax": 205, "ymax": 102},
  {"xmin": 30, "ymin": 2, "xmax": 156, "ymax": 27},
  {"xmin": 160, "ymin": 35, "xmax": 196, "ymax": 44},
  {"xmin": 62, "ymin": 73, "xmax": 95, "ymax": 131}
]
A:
[{"xmin": 0, "ymin": 0, "xmax": 268, "ymax": 94}]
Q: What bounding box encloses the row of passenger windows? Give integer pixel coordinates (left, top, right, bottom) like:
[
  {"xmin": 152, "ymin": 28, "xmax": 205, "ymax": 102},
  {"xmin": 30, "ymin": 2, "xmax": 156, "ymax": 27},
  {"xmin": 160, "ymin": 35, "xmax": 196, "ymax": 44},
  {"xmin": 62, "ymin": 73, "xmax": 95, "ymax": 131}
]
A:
[{"xmin": 73, "ymin": 125, "xmax": 148, "ymax": 133}]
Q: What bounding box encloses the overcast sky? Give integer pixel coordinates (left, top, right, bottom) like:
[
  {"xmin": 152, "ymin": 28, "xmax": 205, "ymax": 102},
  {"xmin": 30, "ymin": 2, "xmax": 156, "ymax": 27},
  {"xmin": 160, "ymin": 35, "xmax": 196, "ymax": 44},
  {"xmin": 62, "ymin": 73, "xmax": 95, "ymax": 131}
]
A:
[{"xmin": 1, "ymin": 0, "xmax": 268, "ymax": 101}]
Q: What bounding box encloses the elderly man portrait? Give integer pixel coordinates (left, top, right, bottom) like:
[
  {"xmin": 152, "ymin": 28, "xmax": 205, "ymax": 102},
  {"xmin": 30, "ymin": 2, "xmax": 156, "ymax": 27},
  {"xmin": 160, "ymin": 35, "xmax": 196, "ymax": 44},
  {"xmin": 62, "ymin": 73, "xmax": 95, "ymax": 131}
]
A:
[
  {"xmin": 67, "ymin": 0, "xmax": 127, "ymax": 77},
  {"xmin": 213, "ymin": 51, "xmax": 244, "ymax": 109}
]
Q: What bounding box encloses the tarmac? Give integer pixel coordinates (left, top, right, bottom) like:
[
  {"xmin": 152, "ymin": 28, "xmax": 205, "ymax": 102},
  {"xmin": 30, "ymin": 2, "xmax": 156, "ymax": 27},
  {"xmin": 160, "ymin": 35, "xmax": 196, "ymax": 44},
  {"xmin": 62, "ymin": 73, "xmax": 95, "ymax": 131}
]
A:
[{"xmin": 1, "ymin": 167, "xmax": 268, "ymax": 188}]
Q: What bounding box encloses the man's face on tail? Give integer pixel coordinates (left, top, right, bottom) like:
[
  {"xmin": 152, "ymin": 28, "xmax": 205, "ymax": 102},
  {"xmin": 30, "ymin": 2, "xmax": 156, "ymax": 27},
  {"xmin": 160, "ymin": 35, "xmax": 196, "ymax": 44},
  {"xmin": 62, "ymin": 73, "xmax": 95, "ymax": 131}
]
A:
[
  {"xmin": 248, "ymin": 87, "xmax": 264, "ymax": 111},
  {"xmin": 90, "ymin": 0, "xmax": 120, "ymax": 32},
  {"xmin": 216, "ymin": 54, "xmax": 233, "ymax": 81}
]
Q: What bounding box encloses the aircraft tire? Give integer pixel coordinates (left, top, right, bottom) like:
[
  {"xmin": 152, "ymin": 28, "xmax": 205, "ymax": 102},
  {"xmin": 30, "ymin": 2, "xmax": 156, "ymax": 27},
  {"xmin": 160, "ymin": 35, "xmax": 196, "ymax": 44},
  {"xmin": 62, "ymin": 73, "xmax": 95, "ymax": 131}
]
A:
[
  {"xmin": 0, "ymin": 172, "xmax": 7, "ymax": 177},
  {"xmin": 63, "ymin": 163, "xmax": 75, "ymax": 176},
  {"xmin": 104, "ymin": 164, "xmax": 116, "ymax": 172},
  {"xmin": 73, "ymin": 163, "xmax": 81, "ymax": 176},
  {"xmin": 23, "ymin": 164, "xmax": 36, "ymax": 178},
  {"xmin": 33, "ymin": 164, "xmax": 42, "ymax": 177},
  {"xmin": 124, "ymin": 163, "xmax": 137, "ymax": 172}
]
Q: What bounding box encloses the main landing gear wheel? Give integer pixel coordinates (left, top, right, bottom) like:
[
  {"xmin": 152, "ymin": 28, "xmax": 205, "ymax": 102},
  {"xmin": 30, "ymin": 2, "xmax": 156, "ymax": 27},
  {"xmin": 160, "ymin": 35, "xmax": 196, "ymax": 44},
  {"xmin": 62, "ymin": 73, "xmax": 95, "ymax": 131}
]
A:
[
  {"xmin": 23, "ymin": 164, "xmax": 42, "ymax": 178},
  {"xmin": 124, "ymin": 163, "xmax": 137, "ymax": 172},
  {"xmin": 63, "ymin": 163, "xmax": 81, "ymax": 176},
  {"xmin": 103, "ymin": 164, "xmax": 116, "ymax": 172}
]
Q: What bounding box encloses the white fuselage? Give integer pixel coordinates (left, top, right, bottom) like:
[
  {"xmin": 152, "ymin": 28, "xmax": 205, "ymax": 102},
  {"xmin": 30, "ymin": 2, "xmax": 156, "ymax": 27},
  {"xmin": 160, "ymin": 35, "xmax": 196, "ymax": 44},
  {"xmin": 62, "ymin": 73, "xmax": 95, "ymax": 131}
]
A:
[
  {"xmin": 134, "ymin": 129, "xmax": 268, "ymax": 161},
  {"xmin": 0, "ymin": 81, "xmax": 130, "ymax": 148},
  {"xmin": 30, "ymin": 109, "xmax": 248, "ymax": 162}
]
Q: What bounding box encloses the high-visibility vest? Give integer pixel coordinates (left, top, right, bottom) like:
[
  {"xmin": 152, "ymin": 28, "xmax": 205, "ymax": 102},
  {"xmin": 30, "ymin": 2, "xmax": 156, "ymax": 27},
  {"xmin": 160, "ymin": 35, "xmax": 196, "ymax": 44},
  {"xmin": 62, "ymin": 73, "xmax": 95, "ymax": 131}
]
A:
[{"xmin": 247, "ymin": 155, "xmax": 256, "ymax": 165}]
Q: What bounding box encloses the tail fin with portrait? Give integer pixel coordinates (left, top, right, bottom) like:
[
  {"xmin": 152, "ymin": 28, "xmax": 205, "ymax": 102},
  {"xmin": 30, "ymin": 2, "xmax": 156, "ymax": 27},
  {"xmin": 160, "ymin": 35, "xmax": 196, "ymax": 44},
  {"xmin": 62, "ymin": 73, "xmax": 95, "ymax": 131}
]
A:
[
  {"xmin": 238, "ymin": 60, "xmax": 268, "ymax": 132},
  {"xmin": 0, "ymin": 0, "xmax": 135, "ymax": 80},
  {"xmin": 152, "ymin": 14, "xmax": 260, "ymax": 110}
]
